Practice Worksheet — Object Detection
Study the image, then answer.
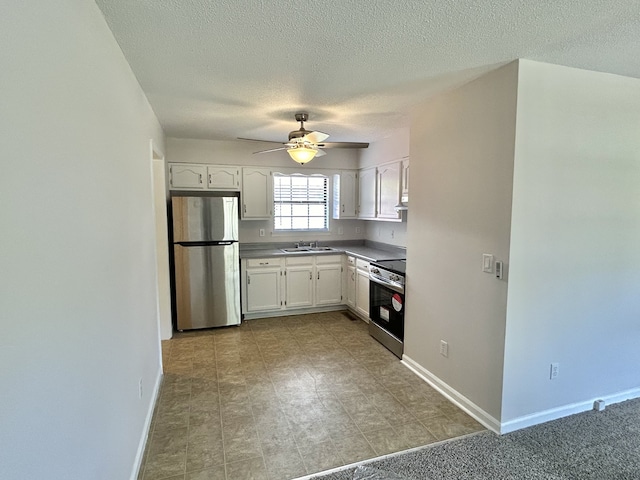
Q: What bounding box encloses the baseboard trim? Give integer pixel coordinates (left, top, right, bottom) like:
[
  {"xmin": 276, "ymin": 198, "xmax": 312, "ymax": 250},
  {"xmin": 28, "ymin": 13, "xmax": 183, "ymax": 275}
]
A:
[
  {"xmin": 130, "ymin": 370, "xmax": 162, "ymax": 480},
  {"xmin": 401, "ymin": 355, "xmax": 501, "ymax": 434},
  {"xmin": 500, "ymin": 387, "xmax": 640, "ymax": 434},
  {"xmin": 242, "ymin": 305, "xmax": 347, "ymax": 320},
  {"xmin": 402, "ymin": 354, "xmax": 640, "ymax": 434}
]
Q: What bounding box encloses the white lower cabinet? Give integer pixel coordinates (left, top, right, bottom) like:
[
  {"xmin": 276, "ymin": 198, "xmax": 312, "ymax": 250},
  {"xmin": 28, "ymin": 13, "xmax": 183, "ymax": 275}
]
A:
[
  {"xmin": 315, "ymin": 256, "xmax": 343, "ymax": 305},
  {"xmin": 355, "ymin": 259, "xmax": 370, "ymax": 320},
  {"xmin": 345, "ymin": 256, "xmax": 357, "ymax": 309},
  {"xmin": 285, "ymin": 257, "xmax": 314, "ymax": 308},
  {"xmin": 242, "ymin": 254, "xmax": 344, "ymax": 317},
  {"xmin": 245, "ymin": 263, "xmax": 282, "ymax": 312},
  {"xmin": 346, "ymin": 265, "xmax": 356, "ymax": 308}
]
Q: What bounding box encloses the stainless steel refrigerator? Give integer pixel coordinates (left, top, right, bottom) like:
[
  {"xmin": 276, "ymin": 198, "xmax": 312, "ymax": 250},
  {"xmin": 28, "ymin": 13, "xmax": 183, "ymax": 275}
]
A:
[{"xmin": 171, "ymin": 196, "xmax": 241, "ymax": 330}]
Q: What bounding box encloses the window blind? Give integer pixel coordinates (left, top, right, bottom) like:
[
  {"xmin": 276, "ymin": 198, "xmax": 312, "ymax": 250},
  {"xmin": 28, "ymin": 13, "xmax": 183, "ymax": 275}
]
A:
[{"xmin": 273, "ymin": 174, "xmax": 328, "ymax": 231}]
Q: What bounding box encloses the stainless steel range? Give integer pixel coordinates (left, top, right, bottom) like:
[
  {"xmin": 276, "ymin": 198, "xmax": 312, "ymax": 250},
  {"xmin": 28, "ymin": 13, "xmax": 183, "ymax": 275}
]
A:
[{"xmin": 369, "ymin": 259, "xmax": 406, "ymax": 358}]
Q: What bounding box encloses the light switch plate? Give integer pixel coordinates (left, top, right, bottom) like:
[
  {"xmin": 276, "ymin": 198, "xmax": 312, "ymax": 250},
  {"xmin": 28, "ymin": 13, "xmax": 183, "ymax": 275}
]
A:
[{"xmin": 482, "ymin": 254, "xmax": 494, "ymax": 273}]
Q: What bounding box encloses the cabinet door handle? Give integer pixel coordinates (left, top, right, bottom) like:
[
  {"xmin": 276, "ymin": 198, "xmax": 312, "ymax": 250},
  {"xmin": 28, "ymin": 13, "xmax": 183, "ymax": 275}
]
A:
[
  {"xmin": 243, "ymin": 204, "xmax": 247, "ymax": 213},
  {"xmin": 247, "ymin": 275, "xmax": 250, "ymax": 285},
  {"xmin": 199, "ymin": 174, "xmax": 203, "ymax": 183},
  {"xmin": 317, "ymin": 272, "xmax": 320, "ymax": 280},
  {"xmin": 208, "ymin": 174, "xmax": 212, "ymax": 184},
  {"xmin": 309, "ymin": 272, "xmax": 312, "ymax": 280},
  {"xmin": 342, "ymin": 204, "xmax": 345, "ymax": 213}
]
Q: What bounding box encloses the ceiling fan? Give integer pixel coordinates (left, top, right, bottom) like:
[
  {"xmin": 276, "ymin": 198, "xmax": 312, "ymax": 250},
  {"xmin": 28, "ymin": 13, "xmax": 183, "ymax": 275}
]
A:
[{"xmin": 238, "ymin": 113, "xmax": 369, "ymax": 164}]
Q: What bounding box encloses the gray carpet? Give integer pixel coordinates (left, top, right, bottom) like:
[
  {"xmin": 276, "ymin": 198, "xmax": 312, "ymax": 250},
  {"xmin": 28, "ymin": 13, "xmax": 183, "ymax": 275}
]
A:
[{"xmin": 311, "ymin": 398, "xmax": 640, "ymax": 480}]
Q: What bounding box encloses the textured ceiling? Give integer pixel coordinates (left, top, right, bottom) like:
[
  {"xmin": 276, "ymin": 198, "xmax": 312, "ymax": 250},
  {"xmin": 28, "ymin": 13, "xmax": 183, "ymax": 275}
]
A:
[{"xmin": 94, "ymin": 0, "xmax": 640, "ymax": 143}]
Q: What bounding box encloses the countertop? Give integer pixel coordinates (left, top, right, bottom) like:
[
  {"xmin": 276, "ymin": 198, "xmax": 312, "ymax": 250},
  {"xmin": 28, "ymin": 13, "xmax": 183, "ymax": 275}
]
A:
[{"xmin": 239, "ymin": 241, "xmax": 406, "ymax": 263}]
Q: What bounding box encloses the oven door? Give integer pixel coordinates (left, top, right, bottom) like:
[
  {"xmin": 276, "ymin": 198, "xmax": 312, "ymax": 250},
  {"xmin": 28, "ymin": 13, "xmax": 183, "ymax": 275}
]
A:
[{"xmin": 369, "ymin": 276, "xmax": 405, "ymax": 341}]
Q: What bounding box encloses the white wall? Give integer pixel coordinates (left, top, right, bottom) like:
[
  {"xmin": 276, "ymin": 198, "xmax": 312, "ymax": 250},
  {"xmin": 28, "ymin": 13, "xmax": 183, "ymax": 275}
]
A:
[
  {"xmin": 151, "ymin": 145, "xmax": 173, "ymax": 341},
  {"xmin": 166, "ymin": 137, "xmax": 368, "ymax": 244},
  {"xmin": 364, "ymin": 221, "xmax": 408, "ymax": 247},
  {"xmin": 0, "ymin": 2, "xmax": 164, "ymax": 479},
  {"xmin": 502, "ymin": 60, "xmax": 640, "ymax": 425},
  {"xmin": 359, "ymin": 127, "xmax": 410, "ymax": 169},
  {"xmin": 359, "ymin": 128, "xmax": 409, "ymax": 247},
  {"xmin": 405, "ymin": 63, "xmax": 518, "ymax": 423}
]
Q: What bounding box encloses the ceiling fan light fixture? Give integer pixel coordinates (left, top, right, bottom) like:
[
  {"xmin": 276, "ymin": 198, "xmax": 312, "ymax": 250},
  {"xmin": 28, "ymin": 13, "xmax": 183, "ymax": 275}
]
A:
[{"xmin": 287, "ymin": 146, "xmax": 317, "ymax": 164}]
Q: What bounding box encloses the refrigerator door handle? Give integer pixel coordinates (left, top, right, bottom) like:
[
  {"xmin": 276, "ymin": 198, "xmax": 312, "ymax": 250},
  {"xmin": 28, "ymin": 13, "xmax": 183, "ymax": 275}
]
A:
[{"xmin": 176, "ymin": 240, "xmax": 235, "ymax": 247}]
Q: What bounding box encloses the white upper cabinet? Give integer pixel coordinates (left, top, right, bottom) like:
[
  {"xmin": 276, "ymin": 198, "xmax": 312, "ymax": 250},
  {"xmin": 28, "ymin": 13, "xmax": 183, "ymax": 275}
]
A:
[
  {"xmin": 357, "ymin": 160, "xmax": 404, "ymax": 222},
  {"xmin": 377, "ymin": 162, "xmax": 401, "ymax": 220},
  {"xmin": 208, "ymin": 166, "xmax": 240, "ymax": 190},
  {"xmin": 242, "ymin": 167, "xmax": 272, "ymax": 220},
  {"xmin": 169, "ymin": 163, "xmax": 206, "ymax": 190},
  {"xmin": 169, "ymin": 163, "xmax": 240, "ymax": 191},
  {"xmin": 358, "ymin": 166, "xmax": 377, "ymax": 219},
  {"xmin": 332, "ymin": 170, "xmax": 358, "ymax": 219},
  {"xmin": 401, "ymin": 158, "xmax": 409, "ymax": 202}
]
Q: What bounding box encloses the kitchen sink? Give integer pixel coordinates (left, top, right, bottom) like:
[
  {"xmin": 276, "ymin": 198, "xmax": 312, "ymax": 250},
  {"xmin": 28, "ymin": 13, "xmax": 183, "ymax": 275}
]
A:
[{"xmin": 280, "ymin": 246, "xmax": 337, "ymax": 253}]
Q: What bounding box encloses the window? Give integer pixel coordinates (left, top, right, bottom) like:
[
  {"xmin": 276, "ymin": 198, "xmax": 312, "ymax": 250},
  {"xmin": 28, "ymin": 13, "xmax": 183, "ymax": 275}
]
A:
[{"xmin": 273, "ymin": 174, "xmax": 328, "ymax": 231}]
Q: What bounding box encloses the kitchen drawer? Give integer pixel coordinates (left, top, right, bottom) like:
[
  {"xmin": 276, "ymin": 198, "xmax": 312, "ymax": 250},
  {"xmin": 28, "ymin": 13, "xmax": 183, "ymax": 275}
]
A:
[
  {"xmin": 285, "ymin": 256, "xmax": 314, "ymax": 266},
  {"xmin": 356, "ymin": 259, "xmax": 370, "ymax": 271},
  {"xmin": 247, "ymin": 258, "xmax": 282, "ymax": 267},
  {"xmin": 315, "ymin": 255, "xmax": 342, "ymax": 265}
]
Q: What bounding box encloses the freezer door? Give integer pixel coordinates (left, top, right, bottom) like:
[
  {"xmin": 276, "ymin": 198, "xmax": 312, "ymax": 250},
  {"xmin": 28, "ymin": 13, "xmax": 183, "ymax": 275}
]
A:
[
  {"xmin": 173, "ymin": 243, "xmax": 241, "ymax": 329},
  {"xmin": 172, "ymin": 196, "xmax": 238, "ymax": 242}
]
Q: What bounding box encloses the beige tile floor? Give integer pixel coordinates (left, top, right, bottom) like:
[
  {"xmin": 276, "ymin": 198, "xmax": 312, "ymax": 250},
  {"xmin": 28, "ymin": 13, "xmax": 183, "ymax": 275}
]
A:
[{"xmin": 138, "ymin": 311, "xmax": 484, "ymax": 480}]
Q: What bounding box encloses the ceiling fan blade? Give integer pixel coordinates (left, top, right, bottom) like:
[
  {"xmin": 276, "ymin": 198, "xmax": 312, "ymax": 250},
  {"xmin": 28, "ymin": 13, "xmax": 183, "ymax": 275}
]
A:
[
  {"xmin": 316, "ymin": 142, "xmax": 369, "ymax": 149},
  {"xmin": 314, "ymin": 149, "xmax": 327, "ymax": 157},
  {"xmin": 254, "ymin": 147, "xmax": 287, "ymax": 154},
  {"xmin": 304, "ymin": 131, "xmax": 329, "ymax": 143},
  {"xmin": 238, "ymin": 137, "xmax": 283, "ymax": 144}
]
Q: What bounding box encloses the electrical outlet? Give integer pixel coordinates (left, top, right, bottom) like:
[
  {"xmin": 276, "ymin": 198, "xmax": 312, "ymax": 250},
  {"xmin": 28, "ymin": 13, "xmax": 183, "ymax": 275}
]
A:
[
  {"xmin": 338, "ymin": 226, "xmax": 344, "ymax": 235},
  {"xmin": 550, "ymin": 362, "xmax": 560, "ymax": 380},
  {"xmin": 355, "ymin": 226, "xmax": 361, "ymax": 234},
  {"xmin": 440, "ymin": 340, "xmax": 448, "ymax": 357},
  {"xmin": 138, "ymin": 378, "xmax": 143, "ymax": 399},
  {"xmin": 259, "ymin": 228, "xmax": 265, "ymax": 237}
]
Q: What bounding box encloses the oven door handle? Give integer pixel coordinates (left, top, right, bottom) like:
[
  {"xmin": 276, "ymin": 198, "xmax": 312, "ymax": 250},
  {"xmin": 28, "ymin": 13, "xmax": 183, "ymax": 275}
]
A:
[{"xmin": 369, "ymin": 274, "xmax": 405, "ymax": 294}]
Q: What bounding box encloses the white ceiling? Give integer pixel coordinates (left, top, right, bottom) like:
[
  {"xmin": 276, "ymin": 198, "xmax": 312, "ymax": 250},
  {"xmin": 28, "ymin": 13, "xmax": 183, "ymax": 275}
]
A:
[{"xmin": 94, "ymin": 0, "xmax": 640, "ymax": 143}]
